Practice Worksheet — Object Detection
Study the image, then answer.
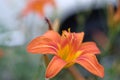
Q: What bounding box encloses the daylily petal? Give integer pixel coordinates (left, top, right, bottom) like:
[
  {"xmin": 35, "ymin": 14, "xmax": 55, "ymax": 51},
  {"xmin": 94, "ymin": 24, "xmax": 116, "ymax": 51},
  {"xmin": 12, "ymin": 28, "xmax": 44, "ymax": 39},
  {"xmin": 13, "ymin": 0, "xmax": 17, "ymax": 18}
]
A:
[
  {"xmin": 27, "ymin": 36, "xmax": 58, "ymax": 54},
  {"xmin": 80, "ymin": 42, "xmax": 100, "ymax": 55},
  {"xmin": 75, "ymin": 32, "xmax": 84, "ymax": 44},
  {"xmin": 76, "ymin": 54, "xmax": 104, "ymax": 78},
  {"xmin": 61, "ymin": 32, "xmax": 84, "ymax": 49},
  {"xmin": 27, "ymin": 30, "xmax": 61, "ymax": 54},
  {"xmin": 46, "ymin": 56, "xmax": 67, "ymax": 78},
  {"xmin": 43, "ymin": 30, "xmax": 61, "ymax": 43}
]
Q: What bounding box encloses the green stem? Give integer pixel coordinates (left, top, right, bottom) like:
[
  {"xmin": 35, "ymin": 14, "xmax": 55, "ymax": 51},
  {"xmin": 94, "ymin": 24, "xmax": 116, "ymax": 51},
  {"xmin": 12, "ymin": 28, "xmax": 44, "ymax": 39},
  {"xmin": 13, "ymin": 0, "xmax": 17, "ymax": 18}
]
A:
[
  {"xmin": 43, "ymin": 54, "xmax": 50, "ymax": 80},
  {"xmin": 43, "ymin": 54, "xmax": 50, "ymax": 67},
  {"xmin": 68, "ymin": 66, "xmax": 86, "ymax": 80},
  {"xmin": 101, "ymin": 23, "xmax": 120, "ymax": 57}
]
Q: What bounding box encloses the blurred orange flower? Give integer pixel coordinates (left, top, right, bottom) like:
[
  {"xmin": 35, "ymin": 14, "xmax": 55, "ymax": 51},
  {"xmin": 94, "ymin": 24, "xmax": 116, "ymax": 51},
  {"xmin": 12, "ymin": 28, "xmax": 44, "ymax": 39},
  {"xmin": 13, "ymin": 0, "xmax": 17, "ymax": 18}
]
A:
[
  {"xmin": 21, "ymin": 0, "xmax": 56, "ymax": 17},
  {"xmin": 113, "ymin": 0, "xmax": 120, "ymax": 23},
  {"xmin": 27, "ymin": 30, "xmax": 104, "ymax": 78},
  {"xmin": 108, "ymin": 0, "xmax": 120, "ymax": 25}
]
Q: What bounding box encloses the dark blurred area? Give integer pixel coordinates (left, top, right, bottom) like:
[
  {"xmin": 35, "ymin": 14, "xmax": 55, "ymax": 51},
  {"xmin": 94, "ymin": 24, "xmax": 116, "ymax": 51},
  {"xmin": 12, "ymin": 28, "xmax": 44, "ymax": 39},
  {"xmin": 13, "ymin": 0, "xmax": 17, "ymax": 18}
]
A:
[{"xmin": 59, "ymin": 9, "xmax": 108, "ymax": 41}]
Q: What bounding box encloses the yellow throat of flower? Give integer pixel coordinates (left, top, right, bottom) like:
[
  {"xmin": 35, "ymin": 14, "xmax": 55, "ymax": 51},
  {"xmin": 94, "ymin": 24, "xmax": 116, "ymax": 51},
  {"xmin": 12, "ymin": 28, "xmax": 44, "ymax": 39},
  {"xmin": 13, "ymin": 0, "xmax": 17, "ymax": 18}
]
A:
[{"xmin": 58, "ymin": 44, "xmax": 82, "ymax": 68}]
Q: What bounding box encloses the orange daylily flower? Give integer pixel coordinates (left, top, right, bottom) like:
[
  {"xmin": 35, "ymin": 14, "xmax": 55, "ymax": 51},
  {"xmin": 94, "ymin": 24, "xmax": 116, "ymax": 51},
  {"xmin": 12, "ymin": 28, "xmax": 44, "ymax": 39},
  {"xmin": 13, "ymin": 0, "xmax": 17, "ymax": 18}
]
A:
[
  {"xmin": 21, "ymin": 0, "xmax": 56, "ymax": 17},
  {"xmin": 27, "ymin": 30, "xmax": 104, "ymax": 78}
]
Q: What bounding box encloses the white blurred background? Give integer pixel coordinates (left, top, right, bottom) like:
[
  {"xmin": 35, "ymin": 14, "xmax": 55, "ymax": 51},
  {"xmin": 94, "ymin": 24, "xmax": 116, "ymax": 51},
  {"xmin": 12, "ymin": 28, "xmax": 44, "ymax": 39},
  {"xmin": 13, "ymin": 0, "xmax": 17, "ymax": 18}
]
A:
[{"xmin": 0, "ymin": 0, "xmax": 117, "ymax": 46}]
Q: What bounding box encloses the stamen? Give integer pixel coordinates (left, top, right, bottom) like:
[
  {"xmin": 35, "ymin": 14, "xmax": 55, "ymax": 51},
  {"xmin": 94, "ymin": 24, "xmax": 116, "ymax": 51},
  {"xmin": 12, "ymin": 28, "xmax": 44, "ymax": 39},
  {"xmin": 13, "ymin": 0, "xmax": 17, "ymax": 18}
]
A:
[{"xmin": 68, "ymin": 28, "xmax": 71, "ymax": 32}]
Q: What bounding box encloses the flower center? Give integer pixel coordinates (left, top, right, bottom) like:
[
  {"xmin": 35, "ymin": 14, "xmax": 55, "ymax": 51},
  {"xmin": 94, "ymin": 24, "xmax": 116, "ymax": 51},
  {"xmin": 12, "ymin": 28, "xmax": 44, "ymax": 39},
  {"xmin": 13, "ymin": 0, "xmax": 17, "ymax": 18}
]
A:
[{"xmin": 58, "ymin": 44, "xmax": 82, "ymax": 67}]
